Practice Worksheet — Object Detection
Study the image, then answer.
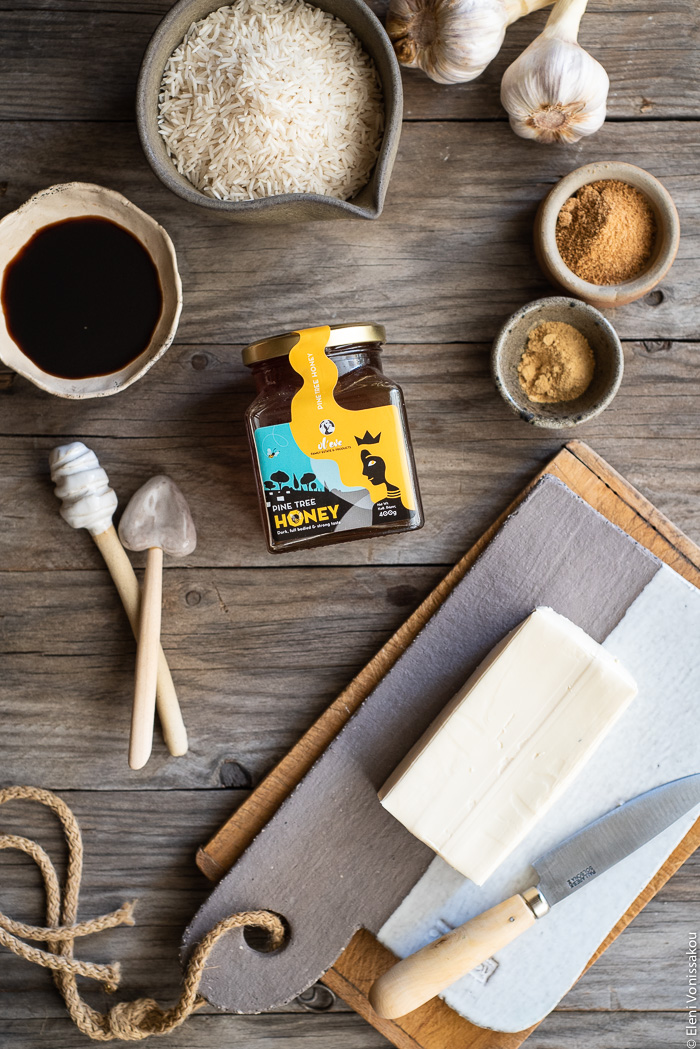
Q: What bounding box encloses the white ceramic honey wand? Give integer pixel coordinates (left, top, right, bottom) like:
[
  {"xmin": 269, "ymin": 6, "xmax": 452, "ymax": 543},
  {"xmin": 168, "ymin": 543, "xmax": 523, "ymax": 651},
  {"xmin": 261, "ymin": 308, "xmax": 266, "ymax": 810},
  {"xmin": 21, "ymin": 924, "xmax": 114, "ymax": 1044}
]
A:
[
  {"xmin": 49, "ymin": 443, "xmax": 188, "ymax": 759},
  {"xmin": 118, "ymin": 476, "xmax": 197, "ymax": 771}
]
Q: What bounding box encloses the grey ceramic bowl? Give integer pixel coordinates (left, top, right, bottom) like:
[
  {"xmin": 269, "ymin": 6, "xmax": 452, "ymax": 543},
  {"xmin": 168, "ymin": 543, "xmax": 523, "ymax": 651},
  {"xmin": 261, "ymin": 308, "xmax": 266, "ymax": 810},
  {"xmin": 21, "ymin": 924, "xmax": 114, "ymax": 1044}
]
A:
[
  {"xmin": 534, "ymin": 162, "xmax": 680, "ymax": 309},
  {"xmin": 136, "ymin": 0, "xmax": 402, "ymax": 222},
  {"xmin": 491, "ymin": 297, "xmax": 623, "ymax": 429}
]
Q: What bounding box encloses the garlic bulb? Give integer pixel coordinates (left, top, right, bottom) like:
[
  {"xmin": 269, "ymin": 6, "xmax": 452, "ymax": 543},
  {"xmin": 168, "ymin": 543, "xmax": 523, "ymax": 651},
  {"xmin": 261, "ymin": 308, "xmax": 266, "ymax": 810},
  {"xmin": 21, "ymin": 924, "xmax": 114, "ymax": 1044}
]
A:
[
  {"xmin": 500, "ymin": 0, "xmax": 609, "ymax": 143},
  {"xmin": 386, "ymin": 0, "xmax": 553, "ymax": 85}
]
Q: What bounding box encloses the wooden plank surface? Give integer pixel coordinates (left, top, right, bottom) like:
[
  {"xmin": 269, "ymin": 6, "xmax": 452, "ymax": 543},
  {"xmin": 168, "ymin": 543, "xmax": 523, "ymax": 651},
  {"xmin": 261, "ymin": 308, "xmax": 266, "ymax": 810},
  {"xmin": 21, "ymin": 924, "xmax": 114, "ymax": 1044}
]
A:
[
  {"xmin": 2, "ymin": 340, "xmax": 700, "ymax": 574},
  {"xmin": 0, "ymin": 565, "xmax": 446, "ymax": 787},
  {"xmin": 0, "ymin": 791, "xmax": 695, "ymax": 1027},
  {"xmin": 3, "ymin": 339, "xmax": 700, "ymax": 440},
  {"xmin": 1, "ymin": 2, "xmax": 697, "ymax": 120},
  {"xmin": 1, "ymin": 1012, "xmax": 684, "ymax": 1049},
  {"xmin": 0, "ymin": 790, "xmax": 696, "ymax": 1046},
  {"xmin": 1, "ymin": 0, "xmax": 699, "ymax": 1045},
  {"xmin": 1, "ymin": 122, "xmax": 698, "ymax": 344}
]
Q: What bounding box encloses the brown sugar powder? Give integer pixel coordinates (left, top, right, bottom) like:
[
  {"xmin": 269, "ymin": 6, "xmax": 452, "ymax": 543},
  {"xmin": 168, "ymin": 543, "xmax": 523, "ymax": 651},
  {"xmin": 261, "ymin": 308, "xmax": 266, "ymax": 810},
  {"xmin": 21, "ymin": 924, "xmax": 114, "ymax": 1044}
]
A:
[
  {"xmin": 518, "ymin": 321, "xmax": 595, "ymax": 404},
  {"xmin": 556, "ymin": 179, "xmax": 656, "ymax": 285}
]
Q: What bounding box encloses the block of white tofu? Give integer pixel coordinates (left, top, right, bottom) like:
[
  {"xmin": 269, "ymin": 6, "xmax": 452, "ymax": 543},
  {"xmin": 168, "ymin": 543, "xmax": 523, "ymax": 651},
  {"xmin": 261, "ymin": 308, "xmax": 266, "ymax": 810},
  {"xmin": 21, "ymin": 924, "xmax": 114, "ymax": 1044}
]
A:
[{"xmin": 379, "ymin": 607, "xmax": 638, "ymax": 885}]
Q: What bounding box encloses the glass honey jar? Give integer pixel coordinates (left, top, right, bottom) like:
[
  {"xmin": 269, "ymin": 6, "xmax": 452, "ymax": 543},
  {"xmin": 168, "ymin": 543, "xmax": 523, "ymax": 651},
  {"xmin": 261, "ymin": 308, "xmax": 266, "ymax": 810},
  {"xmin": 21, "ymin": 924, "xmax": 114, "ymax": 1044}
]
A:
[{"xmin": 242, "ymin": 324, "xmax": 424, "ymax": 553}]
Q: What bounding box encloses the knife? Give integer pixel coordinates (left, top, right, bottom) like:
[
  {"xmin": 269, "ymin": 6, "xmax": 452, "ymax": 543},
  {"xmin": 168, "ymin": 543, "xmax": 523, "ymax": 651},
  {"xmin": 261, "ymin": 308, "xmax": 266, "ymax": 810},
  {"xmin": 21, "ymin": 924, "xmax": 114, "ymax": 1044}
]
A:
[{"xmin": 369, "ymin": 773, "xmax": 700, "ymax": 1019}]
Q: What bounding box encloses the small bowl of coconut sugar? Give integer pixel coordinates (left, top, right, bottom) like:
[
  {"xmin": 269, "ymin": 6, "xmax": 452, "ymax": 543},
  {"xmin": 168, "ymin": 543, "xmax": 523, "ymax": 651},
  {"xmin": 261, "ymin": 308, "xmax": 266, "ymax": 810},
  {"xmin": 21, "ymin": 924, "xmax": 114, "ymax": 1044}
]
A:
[
  {"xmin": 534, "ymin": 161, "xmax": 680, "ymax": 308},
  {"xmin": 137, "ymin": 0, "xmax": 402, "ymax": 221}
]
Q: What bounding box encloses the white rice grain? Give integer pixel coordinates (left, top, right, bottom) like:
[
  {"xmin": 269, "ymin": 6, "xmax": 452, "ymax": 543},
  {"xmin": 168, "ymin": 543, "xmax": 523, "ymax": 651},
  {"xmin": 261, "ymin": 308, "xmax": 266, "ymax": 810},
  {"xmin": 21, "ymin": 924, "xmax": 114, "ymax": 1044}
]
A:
[{"xmin": 157, "ymin": 0, "xmax": 384, "ymax": 202}]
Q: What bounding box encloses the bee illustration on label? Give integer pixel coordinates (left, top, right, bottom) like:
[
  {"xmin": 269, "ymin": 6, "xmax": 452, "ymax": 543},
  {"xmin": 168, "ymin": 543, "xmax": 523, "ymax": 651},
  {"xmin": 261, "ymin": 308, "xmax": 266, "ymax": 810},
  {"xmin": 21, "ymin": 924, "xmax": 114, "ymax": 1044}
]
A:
[{"xmin": 266, "ymin": 448, "xmax": 280, "ymax": 459}]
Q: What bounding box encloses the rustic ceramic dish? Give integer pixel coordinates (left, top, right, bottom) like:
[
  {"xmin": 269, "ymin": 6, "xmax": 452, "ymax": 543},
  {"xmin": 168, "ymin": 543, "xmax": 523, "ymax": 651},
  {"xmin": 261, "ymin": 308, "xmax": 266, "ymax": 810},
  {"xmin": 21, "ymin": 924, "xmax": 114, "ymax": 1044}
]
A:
[
  {"xmin": 491, "ymin": 296, "xmax": 623, "ymax": 429},
  {"xmin": 0, "ymin": 182, "xmax": 182, "ymax": 399},
  {"xmin": 136, "ymin": 0, "xmax": 402, "ymax": 222},
  {"xmin": 534, "ymin": 162, "xmax": 680, "ymax": 309}
]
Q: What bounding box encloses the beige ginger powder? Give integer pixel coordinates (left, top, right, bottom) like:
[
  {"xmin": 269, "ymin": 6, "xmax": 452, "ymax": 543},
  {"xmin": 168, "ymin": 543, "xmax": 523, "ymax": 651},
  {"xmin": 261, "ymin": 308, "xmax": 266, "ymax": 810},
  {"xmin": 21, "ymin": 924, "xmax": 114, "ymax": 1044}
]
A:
[{"xmin": 518, "ymin": 321, "xmax": 595, "ymax": 404}]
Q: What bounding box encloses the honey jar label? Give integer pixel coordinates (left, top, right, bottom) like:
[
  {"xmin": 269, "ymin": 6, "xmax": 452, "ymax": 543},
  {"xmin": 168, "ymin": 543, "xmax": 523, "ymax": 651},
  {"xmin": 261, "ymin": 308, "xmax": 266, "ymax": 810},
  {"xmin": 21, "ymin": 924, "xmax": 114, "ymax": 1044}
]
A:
[{"xmin": 252, "ymin": 326, "xmax": 419, "ymax": 544}]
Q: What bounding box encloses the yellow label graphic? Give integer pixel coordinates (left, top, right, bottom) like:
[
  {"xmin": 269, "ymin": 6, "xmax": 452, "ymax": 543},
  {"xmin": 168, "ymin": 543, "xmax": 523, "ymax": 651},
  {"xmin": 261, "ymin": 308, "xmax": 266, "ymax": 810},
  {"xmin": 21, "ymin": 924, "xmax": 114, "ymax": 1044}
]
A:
[{"xmin": 289, "ymin": 326, "xmax": 416, "ymax": 511}]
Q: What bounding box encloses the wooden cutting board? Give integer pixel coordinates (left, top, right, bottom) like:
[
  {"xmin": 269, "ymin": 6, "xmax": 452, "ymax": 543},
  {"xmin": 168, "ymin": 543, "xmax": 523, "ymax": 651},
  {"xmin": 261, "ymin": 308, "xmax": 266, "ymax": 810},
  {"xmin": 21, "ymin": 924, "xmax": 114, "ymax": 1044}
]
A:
[{"xmin": 195, "ymin": 440, "xmax": 700, "ymax": 1049}]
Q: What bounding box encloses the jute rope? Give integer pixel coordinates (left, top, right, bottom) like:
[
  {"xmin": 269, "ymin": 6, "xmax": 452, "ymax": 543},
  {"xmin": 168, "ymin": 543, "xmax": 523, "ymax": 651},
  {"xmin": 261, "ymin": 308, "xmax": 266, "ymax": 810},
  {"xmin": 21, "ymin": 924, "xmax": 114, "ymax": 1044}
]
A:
[{"xmin": 0, "ymin": 786, "xmax": 285, "ymax": 1041}]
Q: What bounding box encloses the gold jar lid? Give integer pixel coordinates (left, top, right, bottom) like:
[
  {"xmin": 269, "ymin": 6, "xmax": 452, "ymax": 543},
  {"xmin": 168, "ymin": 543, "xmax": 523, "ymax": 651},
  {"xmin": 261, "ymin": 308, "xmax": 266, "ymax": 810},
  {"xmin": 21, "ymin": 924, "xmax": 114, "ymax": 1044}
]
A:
[{"xmin": 242, "ymin": 323, "xmax": 386, "ymax": 367}]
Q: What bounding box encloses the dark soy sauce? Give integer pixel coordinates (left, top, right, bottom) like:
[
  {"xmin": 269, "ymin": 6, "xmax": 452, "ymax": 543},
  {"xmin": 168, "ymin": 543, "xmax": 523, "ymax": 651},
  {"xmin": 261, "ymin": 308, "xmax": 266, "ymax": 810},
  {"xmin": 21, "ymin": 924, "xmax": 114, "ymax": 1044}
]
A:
[{"xmin": 1, "ymin": 216, "xmax": 163, "ymax": 379}]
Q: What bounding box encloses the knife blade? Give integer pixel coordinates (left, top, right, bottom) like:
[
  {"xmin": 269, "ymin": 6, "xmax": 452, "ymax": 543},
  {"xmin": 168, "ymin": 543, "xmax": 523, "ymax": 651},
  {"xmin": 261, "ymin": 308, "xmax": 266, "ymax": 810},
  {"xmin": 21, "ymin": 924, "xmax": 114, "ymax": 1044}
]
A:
[
  {"xmin": 534, "ymin": 772, "xmax": 700, "ymax": 908},
  {"xmin": 369, "ymin": 774, "xmax": 700, "ymax": 1019}
]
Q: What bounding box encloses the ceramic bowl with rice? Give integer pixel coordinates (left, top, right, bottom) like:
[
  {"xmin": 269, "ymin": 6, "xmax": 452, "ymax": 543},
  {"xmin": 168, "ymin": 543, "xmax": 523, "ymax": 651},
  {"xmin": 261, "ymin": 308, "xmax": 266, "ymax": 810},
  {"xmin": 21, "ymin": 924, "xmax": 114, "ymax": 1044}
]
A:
[{"xmin": 137, "ymin": 0, "xmax": 402, "ymax": 221}]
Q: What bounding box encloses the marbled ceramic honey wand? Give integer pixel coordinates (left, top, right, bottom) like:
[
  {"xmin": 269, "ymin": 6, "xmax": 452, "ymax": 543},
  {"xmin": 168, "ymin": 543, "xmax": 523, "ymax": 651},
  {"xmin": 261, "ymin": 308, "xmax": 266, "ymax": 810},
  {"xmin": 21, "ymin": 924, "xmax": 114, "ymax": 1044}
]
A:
[{"xmin": 49, "ymin": 442, "xmax": 188, "ymax": 759}]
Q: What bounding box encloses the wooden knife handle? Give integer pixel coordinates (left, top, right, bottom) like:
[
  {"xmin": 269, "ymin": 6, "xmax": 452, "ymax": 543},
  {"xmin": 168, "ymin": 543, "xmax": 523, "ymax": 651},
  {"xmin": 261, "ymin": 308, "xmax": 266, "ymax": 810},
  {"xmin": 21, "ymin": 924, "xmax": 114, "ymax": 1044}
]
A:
[{"xmin": 369, "ymin": 893, "xmax": 536, "ymax": 1020}]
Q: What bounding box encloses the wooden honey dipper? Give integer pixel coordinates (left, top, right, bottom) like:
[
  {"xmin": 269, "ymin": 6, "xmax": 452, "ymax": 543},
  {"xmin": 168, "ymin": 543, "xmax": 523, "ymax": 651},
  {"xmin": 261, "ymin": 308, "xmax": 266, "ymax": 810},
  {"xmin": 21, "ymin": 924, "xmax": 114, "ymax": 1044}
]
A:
[
  {"xmin": 118, "ymin": 475, "xmax": 197, "ymax": 770},
  {"xmin": 49, "ymin": 442, "xmax": 188, "ymax": 760}
]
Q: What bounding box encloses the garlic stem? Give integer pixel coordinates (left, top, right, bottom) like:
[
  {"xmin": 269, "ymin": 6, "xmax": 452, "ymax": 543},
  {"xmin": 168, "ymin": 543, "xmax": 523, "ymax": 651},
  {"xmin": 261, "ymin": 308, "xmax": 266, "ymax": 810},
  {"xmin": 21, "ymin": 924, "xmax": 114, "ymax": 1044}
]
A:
[
  {"xmin": 540, "ymin": 0, "xmax": 588, "ymax": 41},
  {"xmin": 504, "ymin": 0, "xmax": 555, "ymax": 28}
]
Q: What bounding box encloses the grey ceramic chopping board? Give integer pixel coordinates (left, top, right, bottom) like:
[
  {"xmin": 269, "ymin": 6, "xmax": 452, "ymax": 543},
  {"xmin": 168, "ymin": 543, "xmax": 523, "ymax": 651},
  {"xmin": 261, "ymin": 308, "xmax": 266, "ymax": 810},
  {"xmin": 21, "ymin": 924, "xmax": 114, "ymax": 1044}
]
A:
[{"xmin": 182, "ymin": 474, "xmax": 661, "ymax": 1013}]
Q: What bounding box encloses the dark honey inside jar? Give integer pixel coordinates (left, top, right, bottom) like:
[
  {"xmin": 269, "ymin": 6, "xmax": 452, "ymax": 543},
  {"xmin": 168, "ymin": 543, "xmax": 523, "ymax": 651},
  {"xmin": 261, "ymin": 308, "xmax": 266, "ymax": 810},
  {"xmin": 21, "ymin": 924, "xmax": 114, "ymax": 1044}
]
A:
[
  {"xmin": 243, "ymin": 324, "xmax": 424, "ymax": 553},
  {"xmin": 1, "ymin": 216, "xmax": 163, "ymax": 379}
]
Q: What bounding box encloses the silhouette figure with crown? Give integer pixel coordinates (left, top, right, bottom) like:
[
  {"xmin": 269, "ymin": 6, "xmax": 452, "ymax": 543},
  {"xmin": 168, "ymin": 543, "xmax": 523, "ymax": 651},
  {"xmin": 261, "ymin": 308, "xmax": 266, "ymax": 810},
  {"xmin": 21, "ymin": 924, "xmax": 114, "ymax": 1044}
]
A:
[{"xmin": 356, "ymin": 430, "xmax": 413, "ymax": 525}]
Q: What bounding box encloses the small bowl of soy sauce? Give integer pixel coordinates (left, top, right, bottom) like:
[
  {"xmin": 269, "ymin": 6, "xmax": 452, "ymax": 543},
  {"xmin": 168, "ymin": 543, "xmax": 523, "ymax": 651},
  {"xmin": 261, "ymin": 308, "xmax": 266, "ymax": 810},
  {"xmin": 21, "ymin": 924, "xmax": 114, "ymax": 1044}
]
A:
[{"xmin": 0, "ymin": 182, "xmax": 182, "ymax": 398}]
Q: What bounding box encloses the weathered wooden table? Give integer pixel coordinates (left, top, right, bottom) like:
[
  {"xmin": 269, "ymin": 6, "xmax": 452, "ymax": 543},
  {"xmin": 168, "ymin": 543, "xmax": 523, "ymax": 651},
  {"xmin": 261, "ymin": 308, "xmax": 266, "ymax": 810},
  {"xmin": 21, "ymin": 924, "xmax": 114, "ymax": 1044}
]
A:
[{"xmin": 1, "ymin": 1, "xmax": 699, "ymax": 1046}]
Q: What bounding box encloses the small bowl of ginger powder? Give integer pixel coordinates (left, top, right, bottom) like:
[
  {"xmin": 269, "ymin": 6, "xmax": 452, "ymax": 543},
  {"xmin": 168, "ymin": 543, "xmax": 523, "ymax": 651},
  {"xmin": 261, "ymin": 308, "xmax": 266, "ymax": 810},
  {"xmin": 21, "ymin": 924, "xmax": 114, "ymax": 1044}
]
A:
[
  {"xmin": 491, "ymin": 296, "xmax": 623, "ymax": 428},
  {"xmin": 534, "ymin": 162, "xmax": 680, "ymax": 309}
]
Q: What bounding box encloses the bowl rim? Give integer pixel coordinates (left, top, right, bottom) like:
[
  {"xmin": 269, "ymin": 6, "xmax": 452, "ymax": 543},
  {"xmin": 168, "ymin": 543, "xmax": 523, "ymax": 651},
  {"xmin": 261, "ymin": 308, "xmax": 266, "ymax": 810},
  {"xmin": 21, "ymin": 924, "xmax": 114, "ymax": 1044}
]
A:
[
  {"xmin": 0, "ymin": 181, "xmax": 182, "ymax": 399},
  {"xmin": 136, "ymin": 0, "xmax": 403, "ymax": 218},
  {"xmin": 537, "ymin": 161, "xmax": 680, "ymax": 305},
  {"xmin": 490, "ymin": 295, "xmax": 624, "ymax": 429}
]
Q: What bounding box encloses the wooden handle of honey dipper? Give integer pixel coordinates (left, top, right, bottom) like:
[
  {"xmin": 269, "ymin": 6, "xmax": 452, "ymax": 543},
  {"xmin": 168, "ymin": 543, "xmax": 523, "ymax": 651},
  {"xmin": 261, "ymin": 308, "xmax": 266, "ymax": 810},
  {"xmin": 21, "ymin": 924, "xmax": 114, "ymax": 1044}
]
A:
[
  {"xmin": 129, "ymin": 546, "xmax": 164, "ymax": 770},
  {"xmin": 369, "ymin": 894, "xmax": 536, "ymax": 1019},
  {"xmin": 92, "ymin": 526, "xmax": 188, "ymax": 758}
]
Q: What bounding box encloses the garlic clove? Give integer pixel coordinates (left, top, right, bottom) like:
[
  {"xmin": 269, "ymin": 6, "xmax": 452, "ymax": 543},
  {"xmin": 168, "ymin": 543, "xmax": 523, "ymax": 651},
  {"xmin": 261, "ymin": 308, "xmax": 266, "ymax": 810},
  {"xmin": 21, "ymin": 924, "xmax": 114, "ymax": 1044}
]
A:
[
  {"xmin": 386, "ymin": 0, "xmax": 553, "ymax": 86},
  {"xmin": 501, "ymin": 35, "xmax": 609, "ymax": 142}
]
